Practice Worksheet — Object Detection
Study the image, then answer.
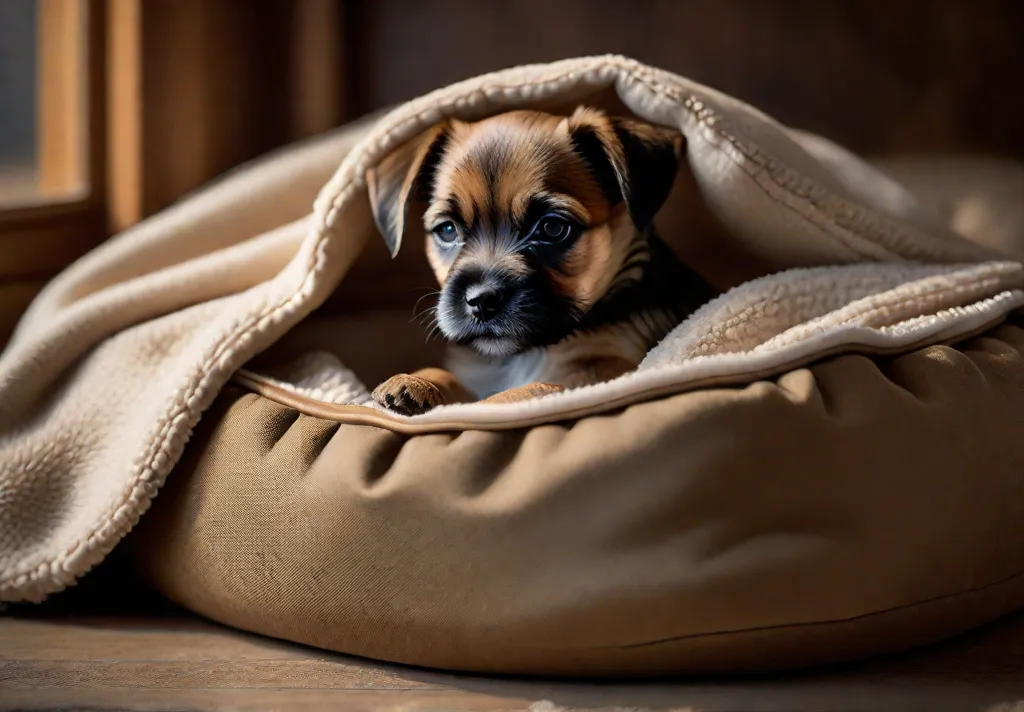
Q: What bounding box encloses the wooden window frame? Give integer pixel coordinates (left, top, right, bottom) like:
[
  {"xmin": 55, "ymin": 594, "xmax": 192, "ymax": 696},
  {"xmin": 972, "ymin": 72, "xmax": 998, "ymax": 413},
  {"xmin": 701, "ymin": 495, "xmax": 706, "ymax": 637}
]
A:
[{"xmin": 104, "ymin": 0, "xmax": 349, "ymax": 232}]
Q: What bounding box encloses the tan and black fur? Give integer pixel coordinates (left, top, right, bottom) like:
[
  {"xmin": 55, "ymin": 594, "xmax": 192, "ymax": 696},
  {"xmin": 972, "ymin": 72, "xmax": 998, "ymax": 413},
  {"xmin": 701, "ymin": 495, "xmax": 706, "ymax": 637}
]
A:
[{"xmin": 366, "ymin": 107, "xmax": 716, "ymax": 415}]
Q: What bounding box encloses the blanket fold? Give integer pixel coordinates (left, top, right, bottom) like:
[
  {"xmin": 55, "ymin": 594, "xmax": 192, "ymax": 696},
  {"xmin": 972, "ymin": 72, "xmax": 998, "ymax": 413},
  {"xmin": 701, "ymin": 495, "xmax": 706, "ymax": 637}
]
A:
[{"xmin": 2, "ymin": 55, "xmax": 1023, "ymax": 603}]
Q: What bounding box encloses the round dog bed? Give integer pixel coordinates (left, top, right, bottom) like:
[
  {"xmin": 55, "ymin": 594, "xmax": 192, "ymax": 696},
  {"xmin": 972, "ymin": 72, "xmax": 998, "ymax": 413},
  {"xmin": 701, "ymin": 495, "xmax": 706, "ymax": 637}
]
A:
[{"xmin": 133, "ymin": 310, "xmax": 1024, "ymax": 677}]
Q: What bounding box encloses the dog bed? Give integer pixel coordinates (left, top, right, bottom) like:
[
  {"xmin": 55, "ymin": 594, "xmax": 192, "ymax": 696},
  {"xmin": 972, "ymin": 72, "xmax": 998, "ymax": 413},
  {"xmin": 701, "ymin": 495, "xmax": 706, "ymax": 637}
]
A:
[{"xmin": 3, "ymin": 56, "xmax": 1024, "ymax": 677}]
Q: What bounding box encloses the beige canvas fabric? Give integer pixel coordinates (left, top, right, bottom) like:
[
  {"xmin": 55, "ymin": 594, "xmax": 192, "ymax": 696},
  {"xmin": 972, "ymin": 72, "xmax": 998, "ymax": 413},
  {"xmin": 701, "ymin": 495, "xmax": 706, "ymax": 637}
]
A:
[
  {"xmin": 134, "ymin": 316, "xmax": 1024, "ymax": 676},
  {"xmin": 2, "ymin": 55, "xmax": 1024, "ymax": 603}
]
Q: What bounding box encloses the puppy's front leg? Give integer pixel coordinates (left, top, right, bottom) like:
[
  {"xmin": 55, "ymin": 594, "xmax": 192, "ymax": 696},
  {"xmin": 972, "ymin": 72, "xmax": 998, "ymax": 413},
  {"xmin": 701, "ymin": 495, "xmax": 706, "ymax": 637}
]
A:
[
  {"xmin": 479, "ymin": 355, "xmax": 632, "ymax": 405},
  {"xmin": 479, "ymin": 382, "xmax": 566, "ymax": 404},
  {"xmin": 372, "ymin": 367, "xmax": 472, "ymax": 415}
]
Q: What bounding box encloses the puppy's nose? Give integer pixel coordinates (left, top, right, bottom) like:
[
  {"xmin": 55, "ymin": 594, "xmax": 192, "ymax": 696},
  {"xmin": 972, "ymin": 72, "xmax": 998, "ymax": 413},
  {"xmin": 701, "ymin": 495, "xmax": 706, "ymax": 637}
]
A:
[{"xmin": 465, "ymin": 285, "xmax": 507, "ymax": 322}]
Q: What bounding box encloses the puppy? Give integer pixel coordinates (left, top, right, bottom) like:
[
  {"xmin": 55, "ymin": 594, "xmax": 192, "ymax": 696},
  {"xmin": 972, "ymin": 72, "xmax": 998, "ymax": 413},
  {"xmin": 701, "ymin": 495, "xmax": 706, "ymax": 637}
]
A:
[{"xmin": 366, "ymin": 106, "xmax": 717, "ymax": 415}]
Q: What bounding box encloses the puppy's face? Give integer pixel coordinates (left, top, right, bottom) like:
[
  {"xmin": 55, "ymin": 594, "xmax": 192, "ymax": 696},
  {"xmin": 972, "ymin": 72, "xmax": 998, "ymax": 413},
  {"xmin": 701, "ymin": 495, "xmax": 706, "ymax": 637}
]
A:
[{"xmin": 367, "ymin": 107, "xmax": 683, "ymax": 356}]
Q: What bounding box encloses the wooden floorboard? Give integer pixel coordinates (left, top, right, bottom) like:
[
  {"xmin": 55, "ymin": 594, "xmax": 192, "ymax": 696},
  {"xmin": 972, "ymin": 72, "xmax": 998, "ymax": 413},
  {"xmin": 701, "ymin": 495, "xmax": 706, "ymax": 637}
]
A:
[
  {"xmin": 2, "ymin": 561, "xmax": 1024, "ymax": 712},
  {"xmin": 3, "ymin": 612, "xmax": 1024, "ymax": 711}
]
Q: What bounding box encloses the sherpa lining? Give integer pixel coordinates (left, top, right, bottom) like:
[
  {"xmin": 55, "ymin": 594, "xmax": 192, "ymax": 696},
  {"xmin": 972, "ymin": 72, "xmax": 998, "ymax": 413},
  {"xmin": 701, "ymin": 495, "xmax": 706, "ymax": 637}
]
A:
[{"xmin": 2, "ymin": 55, "xmax": 1023, "ymax": 604}]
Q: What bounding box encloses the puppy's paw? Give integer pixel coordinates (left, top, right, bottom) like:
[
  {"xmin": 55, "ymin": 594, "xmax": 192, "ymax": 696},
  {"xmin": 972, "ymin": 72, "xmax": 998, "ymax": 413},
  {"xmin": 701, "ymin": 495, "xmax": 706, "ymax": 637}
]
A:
[
  {"xmin": 372, "ymin": 374, "xmax": 443, "ymax": 415},
  {"xmin": 480, "ymin": 382, "xmax": 566, "ymax": 404}
]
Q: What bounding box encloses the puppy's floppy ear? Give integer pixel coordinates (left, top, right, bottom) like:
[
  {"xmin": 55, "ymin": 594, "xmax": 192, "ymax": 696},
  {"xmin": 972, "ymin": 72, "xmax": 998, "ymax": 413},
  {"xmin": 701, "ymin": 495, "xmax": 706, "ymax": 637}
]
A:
[
  {"xmin": 567, "ymin": 107, "xmax": 684, "ymax": 232},
  {"xmin": 365, "ymin": 122, "xmax": 450, "ymax": 257}
]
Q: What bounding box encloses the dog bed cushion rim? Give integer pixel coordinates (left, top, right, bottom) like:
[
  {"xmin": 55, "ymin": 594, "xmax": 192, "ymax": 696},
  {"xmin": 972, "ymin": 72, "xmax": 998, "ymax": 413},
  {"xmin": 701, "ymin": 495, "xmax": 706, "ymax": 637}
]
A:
[{"xmin": 237, "ymin": 298, "xmax": 1021, "ymax": 433}]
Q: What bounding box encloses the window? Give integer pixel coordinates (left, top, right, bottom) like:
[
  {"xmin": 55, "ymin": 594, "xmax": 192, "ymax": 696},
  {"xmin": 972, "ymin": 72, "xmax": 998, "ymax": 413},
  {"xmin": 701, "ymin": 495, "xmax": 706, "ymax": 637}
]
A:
[
  {"xmin": 0, "ymin": 0, "xmax": 105, "ymax": 343},
  {"xmin": 0, "ymin": 0, "xmax": 350, "ymax": 345}
]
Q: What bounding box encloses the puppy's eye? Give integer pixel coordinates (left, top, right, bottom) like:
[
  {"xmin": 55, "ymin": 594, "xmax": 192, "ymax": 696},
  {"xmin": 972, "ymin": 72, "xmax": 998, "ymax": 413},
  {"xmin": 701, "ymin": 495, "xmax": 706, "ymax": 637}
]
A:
[
  {"xmin": 532, "ymin": 216, "xmax": 574, "ymax": 242},
  {"xmin": 432, "ymin": 221, "xmax": 460, "ymax": 245}
]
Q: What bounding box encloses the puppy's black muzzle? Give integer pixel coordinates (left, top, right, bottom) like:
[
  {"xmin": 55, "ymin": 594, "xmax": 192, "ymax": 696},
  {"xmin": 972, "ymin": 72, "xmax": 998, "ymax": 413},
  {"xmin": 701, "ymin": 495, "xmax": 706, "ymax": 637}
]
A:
[{"xmin": 437, "ymin": 263, "xmax": 581, "ymax": 354}]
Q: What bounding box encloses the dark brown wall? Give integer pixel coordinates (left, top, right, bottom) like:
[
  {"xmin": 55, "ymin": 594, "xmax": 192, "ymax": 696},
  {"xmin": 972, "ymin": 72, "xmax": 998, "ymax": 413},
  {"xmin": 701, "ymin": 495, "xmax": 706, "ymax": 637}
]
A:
[{"xmin": 347, "ymin": 0, "xmax": 1024, "ymax": 158}]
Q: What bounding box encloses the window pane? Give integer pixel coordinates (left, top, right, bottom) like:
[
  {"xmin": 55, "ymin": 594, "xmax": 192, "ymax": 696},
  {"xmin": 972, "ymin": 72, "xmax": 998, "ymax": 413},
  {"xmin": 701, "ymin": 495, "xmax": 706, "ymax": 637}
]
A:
[
  {"xmin": 0, "ymin": 0, "xmax": 38, "ymax": 206},
  {"xmin": 0, "ymin": 0, "xmax": 87, "ymax": 209}
]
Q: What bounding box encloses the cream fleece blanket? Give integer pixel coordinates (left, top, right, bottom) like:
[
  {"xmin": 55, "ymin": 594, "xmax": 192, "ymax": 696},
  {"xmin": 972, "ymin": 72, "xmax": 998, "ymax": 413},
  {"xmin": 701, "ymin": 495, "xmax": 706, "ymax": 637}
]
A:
[{"xmin": 3, "ymin": 55, "xmax": 1024, "ymax": 603}]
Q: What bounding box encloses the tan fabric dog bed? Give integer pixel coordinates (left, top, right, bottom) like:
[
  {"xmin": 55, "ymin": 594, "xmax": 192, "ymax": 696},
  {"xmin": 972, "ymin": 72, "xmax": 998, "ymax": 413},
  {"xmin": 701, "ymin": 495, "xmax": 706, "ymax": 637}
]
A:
[
  {"xmin": 134, "ymin": 315, "xmax": 1024, "ymax": 677},
  {"xmin": 4, "ymin": 55, "xmax": 1024, "ymax": 676}
]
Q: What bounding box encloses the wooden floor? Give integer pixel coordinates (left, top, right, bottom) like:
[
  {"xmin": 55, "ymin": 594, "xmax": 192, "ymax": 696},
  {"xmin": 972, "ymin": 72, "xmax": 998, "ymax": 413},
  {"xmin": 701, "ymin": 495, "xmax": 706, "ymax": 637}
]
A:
[{"xmin": 3, "ymin": 562, "xmax": 1024, "ymax": 712}]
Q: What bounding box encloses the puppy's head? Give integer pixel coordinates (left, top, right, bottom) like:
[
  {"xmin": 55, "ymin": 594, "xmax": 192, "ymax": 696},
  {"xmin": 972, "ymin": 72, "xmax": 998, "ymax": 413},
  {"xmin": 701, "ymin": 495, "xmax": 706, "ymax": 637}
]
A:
[{"xmin": 367, "ymin": 107, "xmax": 683, "ymax": 356}]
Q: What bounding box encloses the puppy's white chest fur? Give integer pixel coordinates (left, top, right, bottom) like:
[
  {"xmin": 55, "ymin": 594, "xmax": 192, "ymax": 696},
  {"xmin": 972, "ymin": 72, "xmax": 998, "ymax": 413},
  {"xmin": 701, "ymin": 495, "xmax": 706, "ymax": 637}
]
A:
[
  {"xmin": 443, "ymin": 322, "xmax": 655, "ymax": 399},
  {"xmin": 444, "ymin": 346, "xmax": 549, "ymax": 399}
]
